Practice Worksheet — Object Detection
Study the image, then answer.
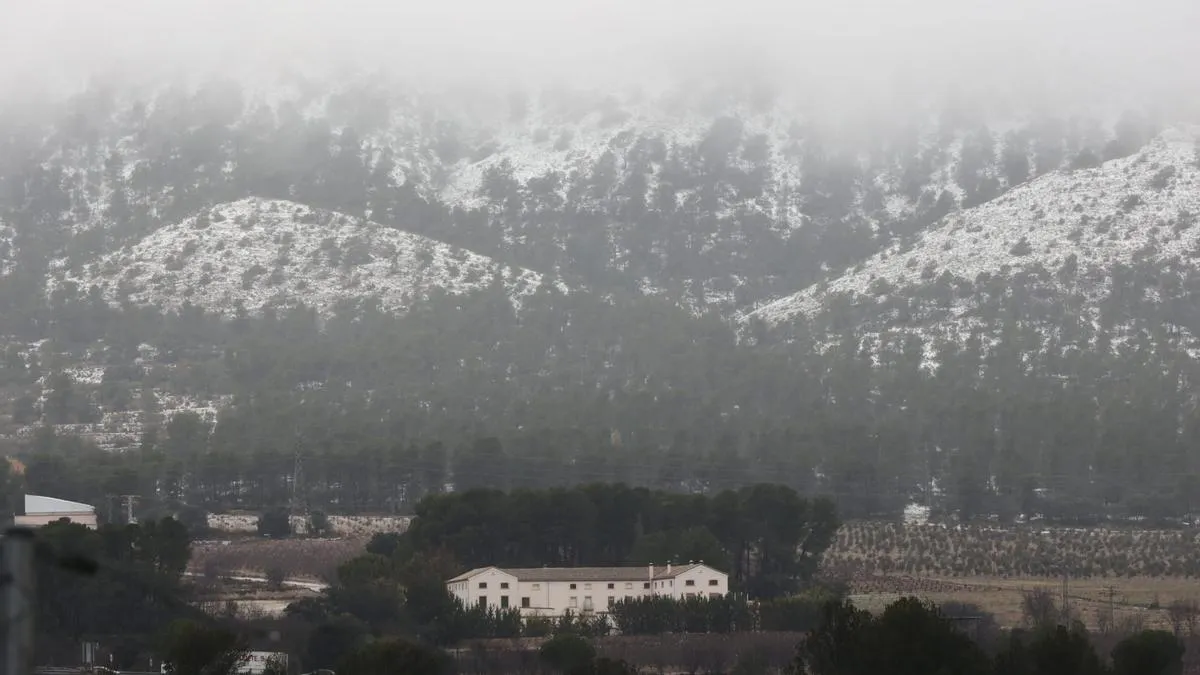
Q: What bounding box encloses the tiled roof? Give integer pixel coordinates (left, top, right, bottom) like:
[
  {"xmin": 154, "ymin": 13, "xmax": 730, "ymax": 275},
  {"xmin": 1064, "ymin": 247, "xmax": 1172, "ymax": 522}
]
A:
[{"xmin": 448, "ymin": 564, "xmax": 708, "ymax": 583}]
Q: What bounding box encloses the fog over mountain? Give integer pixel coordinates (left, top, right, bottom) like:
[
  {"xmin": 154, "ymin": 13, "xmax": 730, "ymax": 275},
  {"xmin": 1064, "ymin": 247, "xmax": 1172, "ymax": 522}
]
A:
[
  {"xmin": 12, "ymin": 1, "xmax": 1200, "ymax": 671},
  {"xmin": 5, "ymin": 0, "xmax": 1200, "ymax": 109}
]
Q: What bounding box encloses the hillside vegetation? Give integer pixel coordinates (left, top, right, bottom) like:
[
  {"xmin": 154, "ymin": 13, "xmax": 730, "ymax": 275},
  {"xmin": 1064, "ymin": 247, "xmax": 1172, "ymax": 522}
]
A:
[{"xmin": 0, "ymin": 74, "xmax": 1196, "ymax": 524}]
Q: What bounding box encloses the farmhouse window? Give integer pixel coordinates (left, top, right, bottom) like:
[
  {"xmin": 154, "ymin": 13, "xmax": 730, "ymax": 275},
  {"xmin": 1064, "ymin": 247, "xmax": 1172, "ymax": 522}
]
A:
[
  {"xmin": 607, "ymin": 596, "xmax": 615, "ymax": 608},
  {"xmin": 569, "ymin": 597, "xmax": 578, "ymax": 608},
  {"xmin": 501, "ymin": 596, "xmax": 509, "ymax": 608},
  {"xmin": 570, "ymin": 583, "xmax": 577, "ymax": 590},
  {"xmin": 685, "ymin": 580, "xmax": 695, "ymax": 586},
  {"xmin": 532, "ymin": 583, "xmax": 541, "ymax": 590},
  {"xmin": 501, "ymin": 582, "xmax": 509, "ymax": 589},
  {"xmin": 625, "ymin": 582, "xmax": 633, "ymax": 590},
  {"xmin": 521, "ymin": 597, "xmax": 530, "ymax": 608},
  {"xmin": 478, "ymin": 582, "xmax": 487, "ymax": 589},
  {"xmin": 584, "ymin": 583, "xmax": 592, "ymax": 590},
  {"xmin": 607, "ymin": 583, "xmax": 614, "ymax": 589},
  {"xmin": 478, "ymin": 597, "xmax": 487, "ymax": 608},
  {"xmin": 708, "ymin": 579, "xmax": 719, "ymax": 586}
]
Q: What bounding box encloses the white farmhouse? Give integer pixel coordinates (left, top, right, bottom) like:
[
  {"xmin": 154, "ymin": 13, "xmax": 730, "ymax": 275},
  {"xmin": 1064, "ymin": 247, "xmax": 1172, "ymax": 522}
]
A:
[{"xmin": 446, "ymin": 563, "xmax": 728, "ymax": 617}]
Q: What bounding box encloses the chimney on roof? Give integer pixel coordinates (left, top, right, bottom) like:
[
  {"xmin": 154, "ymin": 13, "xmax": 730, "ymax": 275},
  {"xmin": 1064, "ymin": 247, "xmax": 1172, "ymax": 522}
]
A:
[
  {"xmin": 648, "ymin": 563, "xmax": 654, "ymax": 591},
  {"xmin": 667, "ymin": 563, "xmax": 672, "ymax": 575}
]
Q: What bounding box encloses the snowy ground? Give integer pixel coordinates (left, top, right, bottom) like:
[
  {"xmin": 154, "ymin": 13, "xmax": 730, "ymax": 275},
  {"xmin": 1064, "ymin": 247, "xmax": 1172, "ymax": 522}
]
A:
[
  {"xmin": 748, "ymin": 127, "xmax": 1200, "ymax": 324},
  {"xmin": 206, "ymin": 512, "xmax": 411, "ymax": 536},
  {"xmin": 57, "ymin": 197, "xmax": 555, "ymax": 317}
]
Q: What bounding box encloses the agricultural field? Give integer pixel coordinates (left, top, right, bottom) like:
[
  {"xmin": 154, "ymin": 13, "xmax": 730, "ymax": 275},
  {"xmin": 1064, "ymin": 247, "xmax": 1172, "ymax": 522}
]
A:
[{"xmin": 823, "ymin": 521, "xmax": 1200, "ymax": 631}]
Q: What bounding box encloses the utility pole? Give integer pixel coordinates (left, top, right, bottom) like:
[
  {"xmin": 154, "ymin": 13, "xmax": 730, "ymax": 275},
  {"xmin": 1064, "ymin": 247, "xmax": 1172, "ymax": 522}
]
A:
[
  {"xmin": 2, "ymin": 527, "xmax": 35, "ymax": 675},
  {"xmin": 290, "ymin": 450, "xmax": 304, "ymax": 515},
  {"xmin": 122, "ymin": 495, "xmax": 139, "ymax": 525}
]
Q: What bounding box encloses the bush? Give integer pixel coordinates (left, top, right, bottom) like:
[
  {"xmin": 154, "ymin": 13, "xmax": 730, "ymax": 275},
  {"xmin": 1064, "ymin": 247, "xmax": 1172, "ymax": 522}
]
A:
[
  {"xmin": 759, "ymin": 591, "xmax": 838, "ymax": 632},
  {"xmin": 609, "ymin": 595, "xmax": 753, "ymax": 635},
  {"xmin": 308, "ymin": 510, "xmax": 331, "ymax": 537},
  {"xmin": 337, "ymin": 637, "xmax": 452, "ymax": 675},
  {"xmin": 551, "ymin": 610, "xmax": 611, "ymax": 637},
  {"xmin": 523, "ymin": 617, "xmax": 554, "ymax": 638},
  {"xmin": 1008, "ymin": 238, "xmax": 1033, "ymax": 256},
  {"xmin": 265, "ymin": 566, "xmax": 286, "ymax": 590},
  {"xmin": 257, "ymin": 508, "xmax": 292, "ymax": 538},
  {"xmin": 539, "ymin": 633, "xmax": 596, "ymax": 674},
  {"xmin": 1111, "ymin": 629, "xmax": 1184, "ymax": 675}
]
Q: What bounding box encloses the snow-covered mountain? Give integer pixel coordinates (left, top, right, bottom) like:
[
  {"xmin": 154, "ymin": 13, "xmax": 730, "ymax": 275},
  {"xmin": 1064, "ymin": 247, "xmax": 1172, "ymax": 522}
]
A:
[
  {"xmin": 54, "ymin": 198, "xmax": 553, "ymax": 317},
  {"xmin": 746, "ymin": 127, "xmax": 1200, "ymax": 350},
  {"xmin": 4, "ymin": 73, "xmax": 1163, "ymax": 320}
]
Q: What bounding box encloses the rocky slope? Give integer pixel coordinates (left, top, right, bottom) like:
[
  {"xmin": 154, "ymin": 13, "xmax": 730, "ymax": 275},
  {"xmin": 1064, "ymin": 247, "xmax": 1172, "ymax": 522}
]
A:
[{"xmin": 53, "ymin": 198, "xmax": 553, "ymax": 316}]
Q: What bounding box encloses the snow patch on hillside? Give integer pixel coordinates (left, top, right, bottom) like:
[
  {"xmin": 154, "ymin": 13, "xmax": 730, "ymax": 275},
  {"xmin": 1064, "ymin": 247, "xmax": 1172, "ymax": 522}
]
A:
[
  {"xmin": 55, "ymin": 198, "xmax": 556, "ymax": 317},
  {"xmin": 748, "ymin": 127, "xmax": 1200, "ymax": 324},
  {"xmin": 0, "ymin": 221, "xmax": 15, "ymax": 276}
]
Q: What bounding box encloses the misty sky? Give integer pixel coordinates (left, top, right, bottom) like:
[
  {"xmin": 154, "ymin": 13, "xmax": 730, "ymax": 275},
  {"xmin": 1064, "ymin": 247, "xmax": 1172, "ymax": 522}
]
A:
[{"xmin": 2, "ymin": 0, "xmax": 1198, "ymax": 110}]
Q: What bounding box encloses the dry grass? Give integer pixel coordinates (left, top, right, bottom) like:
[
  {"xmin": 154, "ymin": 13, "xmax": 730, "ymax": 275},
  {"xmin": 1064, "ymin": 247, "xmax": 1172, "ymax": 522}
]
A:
[
  {"xmin": 190, "ymin": 536, "xmax": 367, "ymax": 581},
  {"xmin": 846, "ymin": 573, "xmax": 1200, "ymax": 631}
]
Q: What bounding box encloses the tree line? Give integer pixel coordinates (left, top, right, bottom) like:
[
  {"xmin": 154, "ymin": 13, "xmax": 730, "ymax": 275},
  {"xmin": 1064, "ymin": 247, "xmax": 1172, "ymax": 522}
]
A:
[
  {"xmin": 10, "ymin": 277, "xmax": 1200, "ymax": 523},
  {"xmin": 795, "ymin": 597, "xmax": 1185, "ymax": 675},
  {"xmin": 1, "ymin": 79, "xmax": 1150, "ymax": 325},
  {"xmin": 399, "ymin": 483, "xmax": 837, "ymax": 599}
]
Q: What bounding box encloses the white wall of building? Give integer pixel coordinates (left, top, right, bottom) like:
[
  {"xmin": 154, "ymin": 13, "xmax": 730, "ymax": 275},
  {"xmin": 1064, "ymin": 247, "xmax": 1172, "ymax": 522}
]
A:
[
  {"xmin": 517, "ymin": 577, "xmax": 655, "ymax": 616},
  {"xmin": 666, "ymin": 565, "xmax": 728, "ymax": 600},
  {"xmin": 447, "ymin": 568, "xmax": 520, "ymax": 610},
  {"xmin": 448, "ymin": 565, "xmax": 728, "ymax": 618}
]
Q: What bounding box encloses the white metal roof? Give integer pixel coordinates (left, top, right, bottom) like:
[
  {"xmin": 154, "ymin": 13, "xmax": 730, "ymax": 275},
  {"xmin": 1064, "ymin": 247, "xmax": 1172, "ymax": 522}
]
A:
[{"xmin": 24, "ymin": 494, "xmax": 95, "ymax": 515}]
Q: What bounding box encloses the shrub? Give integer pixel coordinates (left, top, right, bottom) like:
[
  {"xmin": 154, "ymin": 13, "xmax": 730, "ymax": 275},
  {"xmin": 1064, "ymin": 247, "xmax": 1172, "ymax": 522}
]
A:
[
  {"xmin": 256, "ymin": 508, "xmax": 292, "ymax": 538},
  {"xmin": 759, "ymin": 588, "xmax": 842, "ymax": 632},
  {"xmin": 539, "ymin": 633, "xmax": 596, "ymax": 674},
  {"xmin": 523, "ymin": 617, "xmax": 553, "ymax": 638},
  {"xmin": 265, "ymin": 566, "xmax": 286, "ymax": 590},
  {"xmin": 609, "ymin": 595, "xmax": 753, "ymax": 635},
  {"xmin": 308, "ymin": 510, "xmax": 332, "ymax": 537},
  {"xmin": 1009, "ymin": 238, "xmax": 1033, "ymax": 256}
]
